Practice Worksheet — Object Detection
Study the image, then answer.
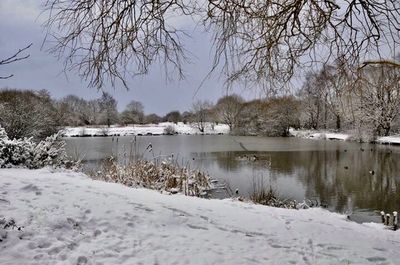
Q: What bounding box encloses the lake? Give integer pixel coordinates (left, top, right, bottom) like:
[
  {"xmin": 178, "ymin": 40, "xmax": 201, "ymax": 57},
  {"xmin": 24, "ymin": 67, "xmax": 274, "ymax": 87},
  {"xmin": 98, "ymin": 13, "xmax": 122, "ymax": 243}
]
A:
[{"xmin": 64, "ymin": 135, "xmax": 400, "ymax": 223}]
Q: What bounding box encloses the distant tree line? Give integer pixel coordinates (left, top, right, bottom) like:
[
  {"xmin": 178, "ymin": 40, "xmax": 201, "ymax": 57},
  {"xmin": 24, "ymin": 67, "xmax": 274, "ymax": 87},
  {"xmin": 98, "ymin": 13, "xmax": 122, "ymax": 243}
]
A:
[
  {"xmin": 298, "ymin": 62, "xmax": 400, "ymax": 140},
  {"xmin": 1, "ymin": 63, "xmax": 399, "ymax": 140},
  {"xmin": 213, "ymin": 63, "xmax": 400, "ymax": 139},
  {"xmin": 196, "ymin": 63, "xmax": 400, "ymax": 139}
]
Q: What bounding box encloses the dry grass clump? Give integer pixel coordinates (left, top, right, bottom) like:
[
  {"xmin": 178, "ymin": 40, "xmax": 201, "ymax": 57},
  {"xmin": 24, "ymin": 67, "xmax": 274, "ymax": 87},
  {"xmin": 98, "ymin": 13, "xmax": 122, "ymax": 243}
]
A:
[
  {"xmin": 250, "ymin": 186, "xmax": 297, "ymax": 209},
  {"xmin": 249, "ymin": 174, "xmax": 298, "ymax": 209},
  {"xmin": 92, "ymin": 157, "xmax": 212, "ymax": 197}
]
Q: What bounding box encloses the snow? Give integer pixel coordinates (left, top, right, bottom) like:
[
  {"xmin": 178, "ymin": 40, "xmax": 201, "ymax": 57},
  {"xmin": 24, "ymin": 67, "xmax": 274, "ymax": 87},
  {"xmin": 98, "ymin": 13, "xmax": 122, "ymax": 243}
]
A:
[
  {"xmin": 376, "ymin": 136, "xmax": 400, "ymax": 145},
  {"xmin": 289, "ymin": 128, "xmax": 350, "ymax": 141},
  {"xmin": 1, "ymin": 168, "xmax": 400, "ymax": 264},
  {"xmin": 290, "ymin": 128, "xmax": 400, "ymax": 145},
  {"xmin": 0, "ymin": 128, "xmax": 67, "ymax": 169},
  {"xmin": 62, "ymin": 122, "xmax": 230, "ymax": 137}
]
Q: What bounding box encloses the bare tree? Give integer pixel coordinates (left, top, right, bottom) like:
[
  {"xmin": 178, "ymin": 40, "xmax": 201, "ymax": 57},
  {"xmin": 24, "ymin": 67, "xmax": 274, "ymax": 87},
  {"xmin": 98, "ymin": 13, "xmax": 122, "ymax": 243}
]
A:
[
  {"xmin": 0, "ymin": 89, "xmax": 59, "ymax": 140},
  {"xmin": 164, "ymin": 111, "xmax": 181, "ymax": 123},
  {"xmin": 120, "ymin": 100, "xmax": 145, "ymax": 125},
  {"xmin": 43, "ymin": 1, "xmax": 400, "ymax": 90},
  {"xmin": 58, "ymin": 95, "xmax": 100, "ymax": 126},
  {"xmin": 263, "ymin": 97, "xmax": 301, "ymax": 136},
  {"xmin": 145, "ymin": 113, "xmax": 162, "ymax": 124},
  {"xmin": 235, "ymin": 99, "xmax": 264, "ymax": 135},
  {"xmin": 320, "ymin": 61, "xmax": 353, "ymax": 131},
  {"xmin": 299, "ymin": 72, "xmax": 325, "ymax": 129},
  {"xmin": 215, "ymin": 94, "xmax": 243, "ymax": 131},
  {"xmin": 0, "ymin": 44, "xmax": 32, "ymax": 79},
  {"xmin": 181, "ymin": 111, "xmax": 194, "ymax": 124},
  {"xmin": 191, "ymin": 100, "xmax": 213, "ymax": 133},
  {"xmin": 354, "ymin": 64, "xmax": 400, "ymax": 137},
  {"xmin": 98, "ymin": 92, "xmax": 119, "ymax": 127}
]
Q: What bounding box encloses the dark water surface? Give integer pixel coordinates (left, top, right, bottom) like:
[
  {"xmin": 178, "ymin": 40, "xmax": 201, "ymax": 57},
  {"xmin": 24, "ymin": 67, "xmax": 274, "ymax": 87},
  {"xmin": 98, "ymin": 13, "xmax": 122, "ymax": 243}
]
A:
[{"xmin": 64, "ymin": 135, "xmax": 400, "ymax": 223}]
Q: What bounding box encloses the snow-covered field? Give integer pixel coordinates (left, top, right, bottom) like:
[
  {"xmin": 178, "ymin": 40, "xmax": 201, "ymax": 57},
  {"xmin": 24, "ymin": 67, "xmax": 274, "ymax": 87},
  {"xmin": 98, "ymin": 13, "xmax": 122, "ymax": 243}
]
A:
[
  {"xmin": 290, "ymin": 128, "xmax": 400, "ymax": 145},
  {"xmin": 1, "ymin": 168, "xmax": 399, "ymax": 264},
  {"xmin": 62, "ymin": 122, "xmax": 230, "ymax": 137}
]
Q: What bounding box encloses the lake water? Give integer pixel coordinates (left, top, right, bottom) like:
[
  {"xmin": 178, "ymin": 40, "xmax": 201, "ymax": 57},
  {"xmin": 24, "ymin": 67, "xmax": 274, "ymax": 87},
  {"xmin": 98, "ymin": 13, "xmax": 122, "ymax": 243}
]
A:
[{"xmin": 64, "ymin": 135, "xmax": 400, "ymax": 223}]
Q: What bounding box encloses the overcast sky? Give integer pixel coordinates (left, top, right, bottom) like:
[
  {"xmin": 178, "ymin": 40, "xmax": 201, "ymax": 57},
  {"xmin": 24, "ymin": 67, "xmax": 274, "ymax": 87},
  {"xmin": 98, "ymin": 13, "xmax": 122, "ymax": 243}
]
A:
[{"xmin": 0, "ymin": 0, "xmax": 262, "ymax": 115}]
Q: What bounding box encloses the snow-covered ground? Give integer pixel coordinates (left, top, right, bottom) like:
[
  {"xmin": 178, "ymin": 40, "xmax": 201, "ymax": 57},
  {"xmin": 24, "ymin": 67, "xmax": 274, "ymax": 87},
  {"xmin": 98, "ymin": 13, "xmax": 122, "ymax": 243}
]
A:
[
  {"xmin": 290, "ymin": 128, "xmax": 400, "ymax": 145},
  {"xmin": 376, "ymin": 136, "xmax": 400, "ymax": 145},
  {"xmin": 289, "ymin": 128, "xmax": 351, "ymax": 141},
  {"xmin": 62, "ymin": 122, "xmax": 230, "ymax": 137},
  {"xmin": 1, "ymin": 168, "xmax": 399, "ymax": 264}
]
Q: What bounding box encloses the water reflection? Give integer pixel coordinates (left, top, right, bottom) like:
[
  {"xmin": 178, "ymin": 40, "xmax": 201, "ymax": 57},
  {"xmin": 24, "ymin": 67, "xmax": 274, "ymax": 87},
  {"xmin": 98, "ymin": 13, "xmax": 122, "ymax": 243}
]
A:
[
  {"xmin": 204, "ymin": 149, "xmax": 400, "ymax": 219},
  {"xmin": 64, "ymin": 135, "xmax": 400, "ymax": 222}
]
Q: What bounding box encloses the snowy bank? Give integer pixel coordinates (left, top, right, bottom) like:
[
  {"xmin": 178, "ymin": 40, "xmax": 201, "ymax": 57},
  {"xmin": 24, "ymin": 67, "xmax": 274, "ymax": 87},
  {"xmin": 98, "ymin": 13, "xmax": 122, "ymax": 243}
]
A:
[
  {"xmin": 62, "ymin": 122, "xmax": 230, "ymax": 137},
  {"xmin": 290, "ymin": 128, "xmax": 400, "ymax": 145},
  {"xmin": 1, "ymin": 168, "xmax": 399, "ymax": 264},
  {"xmin": 289, "ymin": 128, "xmax": 350, "ymax": 141},
  {"xmin": 376, "ymin": 135, "xmax": 400, "ymax": 145}
]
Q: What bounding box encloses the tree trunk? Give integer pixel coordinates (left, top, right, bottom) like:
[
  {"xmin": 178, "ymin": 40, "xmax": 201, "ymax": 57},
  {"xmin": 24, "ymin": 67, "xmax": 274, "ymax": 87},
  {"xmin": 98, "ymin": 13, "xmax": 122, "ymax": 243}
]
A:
[
  {"xmin": 336, "ymin": 114, "xmax": 341, "ymax": 130},
  {"xmin": 383, "ymin": 123, "xmax": 391, "ymax": 136}
]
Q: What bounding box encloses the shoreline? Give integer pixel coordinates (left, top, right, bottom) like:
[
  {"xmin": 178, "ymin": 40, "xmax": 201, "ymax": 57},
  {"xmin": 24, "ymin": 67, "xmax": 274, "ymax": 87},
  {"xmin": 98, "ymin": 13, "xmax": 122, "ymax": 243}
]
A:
[
  {"xmin": 1, "ymin": 167, "xmax": 399, "ymax": 264},
  {"xmin": 61, "ymin": 122, "xmax": 230, "ymax": 137},
  {"xmin": 62, "ymin": 125, "xmax": 400, "ymax": 146},
  {"xmin": 289, "ymin": 128, "xmax": 400, "ymax": 146}
]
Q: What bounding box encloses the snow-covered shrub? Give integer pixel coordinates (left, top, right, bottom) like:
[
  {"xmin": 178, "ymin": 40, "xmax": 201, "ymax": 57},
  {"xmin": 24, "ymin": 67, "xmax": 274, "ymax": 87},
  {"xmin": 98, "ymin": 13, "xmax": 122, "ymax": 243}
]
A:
[
  {"xmin": 92, "ymin": 157, "xmax": 212, "ymax": 197},
  {"xmin": 0, "ymin": 127, "xmax": 73, "ymax": 169},
  {"xmin": 163, "ymin": 125, "xmax": 176, "ymax": 135},
  {"xmin": 0, "ymin": 218, "xmax": 23, "ymax": 244},
  {"xmin": 99, "ymin": 126, "xmax": 109, "ymax": 136}
]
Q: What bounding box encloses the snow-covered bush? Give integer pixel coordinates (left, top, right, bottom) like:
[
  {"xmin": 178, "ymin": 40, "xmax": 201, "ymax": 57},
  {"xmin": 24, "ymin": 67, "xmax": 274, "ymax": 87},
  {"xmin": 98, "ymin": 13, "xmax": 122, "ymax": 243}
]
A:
[
  {"xmin": 0, "ymin": 127, "xmax": 72, "ymax": 169},
  {"xmin": 0, "ymin": 218, "xmax": 23, "ymax": 244},
  {"xmin": 163, "ymin": 125, "xmax": 176, "ymax": 135},
  {"xmin": 92, "ymin": 157, "xmax": 212, "ymax": 197}
]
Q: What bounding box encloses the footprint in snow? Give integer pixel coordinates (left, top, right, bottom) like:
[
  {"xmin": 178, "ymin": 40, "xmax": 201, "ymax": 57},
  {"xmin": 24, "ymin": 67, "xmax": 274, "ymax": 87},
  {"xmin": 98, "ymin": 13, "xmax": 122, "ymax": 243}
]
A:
[
  {"xmin": 0, "ymin": 198, "xmax": 10, "ymax": 204},
  {"xmin": 285, "ymin": 220, "xmax": 292, "ymax": 230},
  {"xmin": 20, "ymin": 184, "xmax": 42, "ymax": 195},
  {"xmin": 48, "ymin": 246, "xmax": 63, "ymax": 255},
  {"xmin": 77, "ymin": 256, "xmax": 88, "ymax": 265},
  {"xmin": 67, "ymin": 218, "xmax": 81, "ymax": 230},
  {"xmin": 372, "ymin": 247, "xmax": 387, "ymax": 252},
  {"xmin": 366, "ymin": 256, "xmax": 387, "ymax": 262},
  {"xmin": 163, "ymin": 206, "xmax": 191, "ymax": 217},
  {"xmin": 187, "ymin": 224, "xmax": 208, "ymax": 230},
  {"xmin": 126, "ymin": 222, "xmax": 135, "ymax": 228},
  {"xmin": 93, "ymin": 229, "xmax": 102, "ymax": 237}
]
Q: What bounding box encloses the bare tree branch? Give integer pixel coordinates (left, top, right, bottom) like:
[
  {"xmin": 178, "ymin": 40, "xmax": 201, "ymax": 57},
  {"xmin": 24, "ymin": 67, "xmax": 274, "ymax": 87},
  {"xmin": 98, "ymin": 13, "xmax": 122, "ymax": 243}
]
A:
[
  {"xmin": 0, "ymin": 43, "xmax": 32, "ymax": 79},
  {"xmin": 360, "ymin": 60, "xmax": 400, "ymax": 68},
  {"xmin": 206, "ymin": 0, "xmax": 400, "ymax": 89},
  {"xmin": 43, "ymin": 0, "xmax": 400, "ymax": 91},
  {"xmin": 43, "ymin": 0, "xmax": 197, "ymax": 89},
  {"xmin": 0, "ymin": 74, "xmax": 14, "ymax": 80}
]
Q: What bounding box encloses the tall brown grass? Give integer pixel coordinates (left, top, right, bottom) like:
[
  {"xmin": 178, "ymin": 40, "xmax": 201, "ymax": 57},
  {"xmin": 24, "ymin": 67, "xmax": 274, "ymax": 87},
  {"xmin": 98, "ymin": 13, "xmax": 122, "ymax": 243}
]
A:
[{"xmin": 92, "ymin": 155, "xmax": 212, "ymax": 197}]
